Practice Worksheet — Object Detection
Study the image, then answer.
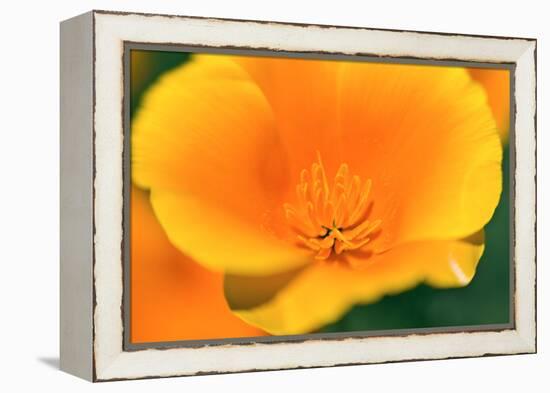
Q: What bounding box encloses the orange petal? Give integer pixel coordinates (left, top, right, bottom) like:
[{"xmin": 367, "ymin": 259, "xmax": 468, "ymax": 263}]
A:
[
  {"xmin": 130, "ymin": 50, "xmax": 153, "ymax": 97},
  {"xmin": 469, "ymin": 67, "xmax": 511, "ymax": 143},
  {"xmin": 227, "ymin": 233, "xmax": 484, "ymax": 335},
  {"xmin": 339, "ymin": 62, "xmax": 502, "ymax": 251},
  {"xmin": 233, "ymin": 55, "xmax": 343, "ymax": 184},
  {"xmin": 130, "ymin": 186, "xmax": 265, "ymax": 343},
  {"xmin": 132, "ymin": 55, "xmax": 309, "ymax": 275}
]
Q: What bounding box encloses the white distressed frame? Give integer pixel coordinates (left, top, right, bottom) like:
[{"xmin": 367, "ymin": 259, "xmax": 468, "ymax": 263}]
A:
[{"xmin": 61, "ymin": 10, "xmax": 536, "ymax": 382}]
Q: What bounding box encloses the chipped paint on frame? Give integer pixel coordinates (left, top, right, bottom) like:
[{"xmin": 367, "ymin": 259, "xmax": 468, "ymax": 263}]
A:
[{"xmin": 84, "ymin": 10, "xmax": 536, "ymax": 381}]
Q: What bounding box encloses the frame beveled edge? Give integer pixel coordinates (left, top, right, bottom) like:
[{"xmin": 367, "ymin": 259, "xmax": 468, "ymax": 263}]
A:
[{"xmin": 89, "ymin": 10, "xmax": 537, "ymax": 382}]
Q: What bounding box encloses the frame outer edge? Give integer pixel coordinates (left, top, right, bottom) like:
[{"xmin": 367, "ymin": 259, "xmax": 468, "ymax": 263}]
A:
[
  {"xmin": 508, "ymin": 40, "xmax": 537, "ymax": 354},
  {"xmin": 60, "ymin": 11, "xmax": 95, "ymax": 381},
  {"xmin": 91, "ymin": 11, "xmax": 538, "ymax": 381}
]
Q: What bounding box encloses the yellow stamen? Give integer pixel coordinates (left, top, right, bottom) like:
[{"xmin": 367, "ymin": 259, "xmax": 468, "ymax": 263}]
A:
[{"xmin": 284, "ymin": 152, "xmax": 382, "ymax": 261}]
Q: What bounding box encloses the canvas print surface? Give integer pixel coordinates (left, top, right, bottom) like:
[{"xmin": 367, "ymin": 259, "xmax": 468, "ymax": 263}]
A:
[{"xmin": 128, "ymin": 49, "xmax": 511, "ymax": 345}]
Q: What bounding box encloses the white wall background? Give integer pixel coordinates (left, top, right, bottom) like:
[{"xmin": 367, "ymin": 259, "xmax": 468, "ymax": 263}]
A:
[{"xmin": 0, "ymin": 0, "xmax": 546, "ymax": 391}]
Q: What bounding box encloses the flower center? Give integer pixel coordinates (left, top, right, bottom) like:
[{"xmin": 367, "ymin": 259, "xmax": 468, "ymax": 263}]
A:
[{"xmin": 284, "ymin": 152, "xmax": 381, "ymax": 260}]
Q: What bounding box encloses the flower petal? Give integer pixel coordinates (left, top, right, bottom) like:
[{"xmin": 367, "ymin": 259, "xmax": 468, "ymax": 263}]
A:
[
  {"xmin": 233, "ymin": 55, "xmax": 343, "ymax": 183},
  {"xmin": 150, "ymin": 190, "xmax": 311, "ymax": 275},
  {"xmin": 226, "ymin": 234, "xmax": 484, "ymax": 335},
  {"xmin": 469, "ymin": 68, "xmax": 510, "ymax": 143},
  {"xmin": 338, "ymin": 62, "xmax": 502, "ymax": 251},
  {"xmin": 130, "ymin": 187, "xmax": 265, "ymax": 343},
  {"xmin": 132, "ymin": 55, "xmax": 310, "ymax": 275}
]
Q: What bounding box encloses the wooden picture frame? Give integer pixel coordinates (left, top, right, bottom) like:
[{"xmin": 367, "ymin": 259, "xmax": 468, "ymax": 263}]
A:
[{"xmin": 60, "ymin": 10, "xmax": 536, "ymax": 381}]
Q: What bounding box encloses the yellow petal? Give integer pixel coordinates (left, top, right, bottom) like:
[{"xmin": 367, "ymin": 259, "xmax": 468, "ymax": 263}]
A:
[
  {"xmin": 338, "ymin": 62, "xmax": 502, "ymax": 251},
  {"xmin": 150, "ymin": 190, "xmax": 311, "ymax": 276},
  {"xmin": 423, "ymin": 231, "xmax": 485, "ymax": 288},
  {"xmin": 130, "ymin": 186, "xmax": 265, "ymax": 343},
  {"xmin": 469, "ymin": 68, "xmax": 511, "ymax": 143},
  {"xmin": 132, "ymin": 55, "xmax": 309, "ymax": 275},
  {"xmin": 227, "ymin": 234, "xmax": 484, "ymax": 335}
]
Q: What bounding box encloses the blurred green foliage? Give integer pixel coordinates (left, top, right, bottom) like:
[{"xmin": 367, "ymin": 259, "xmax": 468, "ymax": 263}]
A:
[
  {"xmin": 131, "ymin": 50, "xmax": 511, "ymax": 332},
  {"xmin": 130, "ymin": 50, "xmax": 190, "ymax": 116}
]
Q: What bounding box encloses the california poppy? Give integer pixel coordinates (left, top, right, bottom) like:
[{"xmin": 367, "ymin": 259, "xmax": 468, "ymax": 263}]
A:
[{"xmin": 132, "ymin": 54, "xmax": 503, "ymax": 335}]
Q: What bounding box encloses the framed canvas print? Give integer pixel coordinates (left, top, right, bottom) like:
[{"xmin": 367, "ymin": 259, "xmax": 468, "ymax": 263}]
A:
[{"xmin": 60, "ymin": 10, "xmax": 537, "ymax": 382}]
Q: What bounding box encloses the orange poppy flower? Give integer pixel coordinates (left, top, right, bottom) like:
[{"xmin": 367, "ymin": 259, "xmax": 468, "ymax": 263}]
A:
[
  {"xmin": 132, "ymin": 55, "xmax": 502, "ymax": 335},
  {"xmin": 130, "ymin": 185, "xmax": 265, "ymax": 343}
]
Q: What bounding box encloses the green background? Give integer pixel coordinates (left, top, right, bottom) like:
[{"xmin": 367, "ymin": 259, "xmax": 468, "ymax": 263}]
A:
[{"xmin": 130, "ymin": 50, "xmax": 511, "ymax": 332}]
